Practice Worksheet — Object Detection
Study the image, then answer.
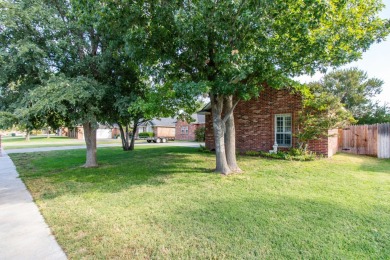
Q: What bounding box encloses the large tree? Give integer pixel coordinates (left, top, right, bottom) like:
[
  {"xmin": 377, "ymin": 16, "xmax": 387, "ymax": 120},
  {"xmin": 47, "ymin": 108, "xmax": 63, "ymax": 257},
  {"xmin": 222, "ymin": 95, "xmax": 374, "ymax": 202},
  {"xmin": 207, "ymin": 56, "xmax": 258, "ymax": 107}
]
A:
[
  {"xmin": 1, "ymin": 0, "xmax": 112, "ymax": 166},
  {"xmin": 21, "ymin": 75, "xmax": 107, "ymax": 166},
  {"xmin": 308, "ymin": 68, "xmax": 384, "ymax": 117},
  {"xmin": 125, "ymin": 0, "xmax": 389, "ymax": 174},
  {"xmin": 96, "ymin": 1, "xmax": 206, "ymax": 151}
]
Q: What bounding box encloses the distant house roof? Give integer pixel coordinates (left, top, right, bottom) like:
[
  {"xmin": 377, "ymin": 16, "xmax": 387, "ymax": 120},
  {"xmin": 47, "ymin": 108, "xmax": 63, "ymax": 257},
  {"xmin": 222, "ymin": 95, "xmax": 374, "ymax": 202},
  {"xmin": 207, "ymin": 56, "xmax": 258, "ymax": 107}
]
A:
[
  {"xmin": 189, "ymin": 113, "xmax": 205, "ymax": 124},
  {"xmin": 140, "ymin": 117, "xmax": 177, "ymax": 127},
  {"xmin": 198, "ymin": 103, "xmax": 211, "ymax": 115},
  {"xmin": 176, "ymin": 113, "xmax": 205, "ymax": 124},
  {"xmin": 139, "ymin": 114, "xmax": 205, "ymax": 127}
]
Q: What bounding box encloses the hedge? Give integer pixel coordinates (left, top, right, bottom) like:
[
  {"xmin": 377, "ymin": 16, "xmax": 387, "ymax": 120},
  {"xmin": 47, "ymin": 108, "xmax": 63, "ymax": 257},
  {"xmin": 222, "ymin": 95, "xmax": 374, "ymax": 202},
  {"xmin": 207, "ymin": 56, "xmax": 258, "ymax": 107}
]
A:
[{"xmin": 138, "ymin": 132, "xmax": 154, "ymax": 138}]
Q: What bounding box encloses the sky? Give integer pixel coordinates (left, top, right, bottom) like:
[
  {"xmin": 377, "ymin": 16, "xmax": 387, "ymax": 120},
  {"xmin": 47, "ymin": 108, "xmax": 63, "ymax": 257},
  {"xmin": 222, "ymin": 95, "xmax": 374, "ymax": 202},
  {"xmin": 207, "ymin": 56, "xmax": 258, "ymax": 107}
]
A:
[{"xmin": 297, "ymin": 0, "xmax": 390, "ymax": 104}]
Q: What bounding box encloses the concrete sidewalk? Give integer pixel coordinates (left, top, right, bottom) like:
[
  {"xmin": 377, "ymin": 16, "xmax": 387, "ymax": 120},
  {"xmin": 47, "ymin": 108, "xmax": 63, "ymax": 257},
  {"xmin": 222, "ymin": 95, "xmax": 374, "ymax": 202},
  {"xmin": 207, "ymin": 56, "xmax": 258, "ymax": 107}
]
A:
[
  {"xmin": 5, "ymin": 142, "xmax": 204, "ymax": 154},
  {"xmin": 0, "ymin": 148, "xmax": 67, "ymax": 259}
]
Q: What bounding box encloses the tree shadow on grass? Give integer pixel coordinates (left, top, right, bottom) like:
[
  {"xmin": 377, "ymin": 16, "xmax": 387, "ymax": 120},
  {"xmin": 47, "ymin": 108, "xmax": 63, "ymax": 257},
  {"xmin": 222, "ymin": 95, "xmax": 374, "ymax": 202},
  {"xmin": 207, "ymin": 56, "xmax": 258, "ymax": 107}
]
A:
[
  {"xmin": 333, "ymin": 153, "xmax": 390, "ymax": 174},
  {"xmin": 10, "ymin": 146, "xmax": 214, "ymax": 199},
  {"xmin": 357, "ymin": 157, "xmax": 390, "ymax": 174}
]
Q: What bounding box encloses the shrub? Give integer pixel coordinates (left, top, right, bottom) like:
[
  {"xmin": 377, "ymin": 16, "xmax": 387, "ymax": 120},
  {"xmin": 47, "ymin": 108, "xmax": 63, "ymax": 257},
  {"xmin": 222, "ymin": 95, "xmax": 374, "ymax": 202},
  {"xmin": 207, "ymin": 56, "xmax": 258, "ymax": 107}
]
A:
[
  {"xmin": 258, "ymin": 150, "xmax": 317, "ymax": 161},
  {"xmin": 289, "ymin": 148, "xmax": 304, "ymax": 156},
  {"xmin": 138, "ymin": 132, "xmax": 154, "ymax": 138},
  {"xmin": 259, "ymin": 151, "xmax": 288, "ymax": 160},
  {"xmin": 245, "ymin": 150, "xmax": 260, "ymax": 156},
  {"xmin": 195, "ymin": 126, "xmax": 205, "ymax": 142}
]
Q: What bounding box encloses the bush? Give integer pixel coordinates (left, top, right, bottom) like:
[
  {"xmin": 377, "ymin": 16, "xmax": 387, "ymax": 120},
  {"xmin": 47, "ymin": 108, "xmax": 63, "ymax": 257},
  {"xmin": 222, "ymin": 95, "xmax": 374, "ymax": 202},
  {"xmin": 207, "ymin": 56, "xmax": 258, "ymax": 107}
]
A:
[
  {"xmin": 289, "ymin": 148, "xmax": 304, "ymax": 156},
  {"xmin": 292, "ymin": 154, "xmax": 316, "ymax": 161},
  {"xmin": 245, "ymin": 150, "xmax": 260, "ymax": 156},
  {"xmin": 138, "ymin": 132, "xmax": 154, "ymax": 138},
  {"xmin": 194, "ymin": 126, "xmax": 205, "ymax": 142},
  {"xmin": 259, "ymin": 151, "xmax": 290, "ymax": 160},
  {"xmin": 258, "ymin": 150, "xmax": 317, "ymax": 161}
]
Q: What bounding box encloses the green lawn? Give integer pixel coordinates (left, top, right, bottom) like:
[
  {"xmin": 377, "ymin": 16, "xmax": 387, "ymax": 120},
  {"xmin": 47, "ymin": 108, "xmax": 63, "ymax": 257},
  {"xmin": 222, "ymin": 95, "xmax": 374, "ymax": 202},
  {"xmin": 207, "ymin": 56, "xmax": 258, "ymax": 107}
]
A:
[
  {"xmin": 10, "ymin": 147, "xmax": 390, "ymax": 259},
  {"xmin": 1, "ymin": 136, "xmax": 133, "ymax": 149}
]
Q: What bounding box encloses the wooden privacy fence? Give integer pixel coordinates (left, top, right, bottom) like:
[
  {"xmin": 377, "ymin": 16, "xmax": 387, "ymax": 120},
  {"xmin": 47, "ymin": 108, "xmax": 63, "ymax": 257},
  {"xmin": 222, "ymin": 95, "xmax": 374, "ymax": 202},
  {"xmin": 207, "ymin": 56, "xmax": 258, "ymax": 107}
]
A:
[{"xmin": 339, "ymin": 123, "xmax": 390, "ymax": 158}]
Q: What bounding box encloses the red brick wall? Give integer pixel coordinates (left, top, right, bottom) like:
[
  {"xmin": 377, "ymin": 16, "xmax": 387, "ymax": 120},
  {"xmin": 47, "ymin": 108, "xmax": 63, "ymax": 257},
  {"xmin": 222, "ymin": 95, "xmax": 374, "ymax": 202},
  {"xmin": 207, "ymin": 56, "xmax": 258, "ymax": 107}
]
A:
[
  {"xmin": 205, "ymin": 87, "xmax": 332, "ymax": 156},
  {"xmin": 175, "ymin": 120, "xmax": 205, "ymax": 141},
  {"xmin": 112, "ymin": 128, "xmax": 120, "ymax": 138},
  {"xmin": 67, "ymin": 126, "xmax": 84, "ymax": 140}
]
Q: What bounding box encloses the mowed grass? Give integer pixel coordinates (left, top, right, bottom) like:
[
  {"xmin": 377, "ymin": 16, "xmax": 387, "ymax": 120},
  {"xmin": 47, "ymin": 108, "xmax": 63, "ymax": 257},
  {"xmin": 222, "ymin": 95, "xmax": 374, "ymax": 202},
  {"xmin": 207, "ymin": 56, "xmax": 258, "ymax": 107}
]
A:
[
  {"xmin": 1, "ymin": 136, "xmax": 124, "ymax": 149},
  {"xmin": 10, "ymin": 147, "xmax": 390, "ymax": 259}
]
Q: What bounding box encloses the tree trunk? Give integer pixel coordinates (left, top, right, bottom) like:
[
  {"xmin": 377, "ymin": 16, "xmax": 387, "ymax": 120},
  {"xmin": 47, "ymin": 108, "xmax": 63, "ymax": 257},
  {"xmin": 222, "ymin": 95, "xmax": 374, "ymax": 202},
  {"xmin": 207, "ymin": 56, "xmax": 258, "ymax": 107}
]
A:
[
  {"xmin": 129, "ymin": 119, "xmax": 139, "ymax": 151},
  {"xmin": 118, "ymin": 123, "xmax": 126, "ymax": 150},
  {"xmin": 223, "ymin": 96, "xmax": 242, "ymax": 173},
  {"xmin": 303, "ymin": 143, "xmax": 308, "ymax": 154},
  {"xmin": 46, "ymin": 127, "xmax": 50, "ymax": 138},
  {"xmin": 211, "ymin": 94, "xmax": 231, "ymax": 175},
  {"xmin": 25, "ymin": 130, "xmax": 30, "ymax": 141},
  {"xmin": 118, "ymin": 123, "xmax": 130, "ymax": 151},
  {"xmin": 125, "ymin": 124, "xmax": 130, "ymax": 150},
  {"xmin": 83, "ymin": 122, "xmax": 98, "ymax": 167}
]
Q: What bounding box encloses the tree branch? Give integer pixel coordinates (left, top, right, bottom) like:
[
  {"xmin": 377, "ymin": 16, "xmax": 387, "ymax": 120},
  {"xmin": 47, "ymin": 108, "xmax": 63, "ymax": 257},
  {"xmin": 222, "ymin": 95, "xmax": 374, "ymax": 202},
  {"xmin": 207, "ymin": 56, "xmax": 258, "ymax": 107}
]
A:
[{"xmin": 222, "ymin": 99, "xmax": 239, "ymax": 124}]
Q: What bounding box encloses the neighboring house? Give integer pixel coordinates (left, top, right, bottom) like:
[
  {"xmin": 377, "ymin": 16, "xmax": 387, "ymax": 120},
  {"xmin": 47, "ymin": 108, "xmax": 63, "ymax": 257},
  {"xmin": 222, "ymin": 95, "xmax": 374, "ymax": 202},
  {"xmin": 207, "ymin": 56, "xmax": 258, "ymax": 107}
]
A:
[
  {"xmin": 137, "ymin": 118, "xmax": 176, "ymax": 139},
  {"xmin": 61, "ymin": 124, "xmax": 120, "ymax": 140},
  {"xmin": 175, "ymin": 114, "xmax": 205, "ymax": 141},
  {"xmin": 58, "ymin": 126, "xmax": 83, "ymax": 139},
  {"xmin": 96, "ymin": 125, "xmax": 115, "ymax": 139},
  {"xmin": 199, "ymin": 87, "xmax": 339, "ymax": 157}
]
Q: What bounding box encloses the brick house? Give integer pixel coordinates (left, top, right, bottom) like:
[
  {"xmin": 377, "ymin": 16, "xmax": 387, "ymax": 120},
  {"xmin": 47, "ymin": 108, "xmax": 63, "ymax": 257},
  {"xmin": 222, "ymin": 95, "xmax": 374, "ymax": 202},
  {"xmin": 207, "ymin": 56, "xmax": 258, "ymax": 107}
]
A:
[
  {"xmin": 200, "ymin": 87, "xmax": 339, "ymax": 157},
  {"xmin": 137, "ymin": 118, "xmax": 176, "ymax": 139},
  {"xmin": 175, "ymin": 114, "xmax": 206, "ymax": 141}
]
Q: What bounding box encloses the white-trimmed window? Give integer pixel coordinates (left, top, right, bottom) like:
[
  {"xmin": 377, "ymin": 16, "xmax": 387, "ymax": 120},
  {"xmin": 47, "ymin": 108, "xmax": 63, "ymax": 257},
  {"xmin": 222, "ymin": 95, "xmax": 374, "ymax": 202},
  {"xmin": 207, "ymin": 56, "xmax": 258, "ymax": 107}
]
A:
[
  {"xmin": 181, "ymin": 126, "xmax": 189, "ymax": 134},
  {"xmin": 275, "ymin": 114, "xmax": 292, "ymax": 147}
]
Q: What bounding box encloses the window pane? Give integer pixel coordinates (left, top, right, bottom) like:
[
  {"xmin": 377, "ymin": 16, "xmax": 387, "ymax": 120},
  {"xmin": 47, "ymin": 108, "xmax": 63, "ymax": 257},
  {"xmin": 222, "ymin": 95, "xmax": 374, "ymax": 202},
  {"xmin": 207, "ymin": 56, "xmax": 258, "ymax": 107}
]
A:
[
  {"xmin": 277, "ymin": 117, "xmax": 283, "ymax": 133},
  {"xmin": 285, "ymin": 134, "xmax": 291, "ymax": 145},
  {"xmin": 276, "ymin": 134, "xmax": 283, "ymax": 144},
  {"xmin": 285, "ymin": 117, "xmax": 291, "ymax": 131}
]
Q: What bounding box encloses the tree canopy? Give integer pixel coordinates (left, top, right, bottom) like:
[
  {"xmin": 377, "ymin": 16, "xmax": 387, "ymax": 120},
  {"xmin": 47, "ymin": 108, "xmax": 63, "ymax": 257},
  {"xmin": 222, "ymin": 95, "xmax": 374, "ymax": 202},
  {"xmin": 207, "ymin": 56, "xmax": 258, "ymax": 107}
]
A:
[
  {"xmin": 308, "ymin": 68, "xmax": 384, "ymax": 117},
  {"xmin": 122, "ymin": 0, "xmax": 389, "ymax": 174},
  {"xmin": 355, "ymin": 102, "xmax": 390, "ymax": 124}
]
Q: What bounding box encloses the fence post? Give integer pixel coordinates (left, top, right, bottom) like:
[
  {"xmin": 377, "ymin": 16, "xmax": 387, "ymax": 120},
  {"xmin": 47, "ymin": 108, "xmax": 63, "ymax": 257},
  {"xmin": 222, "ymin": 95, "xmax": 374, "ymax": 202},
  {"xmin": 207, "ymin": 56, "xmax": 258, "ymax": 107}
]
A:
[{"xmin": 378, "ymin": 123, "xmax": 390, "ymax": 159}]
